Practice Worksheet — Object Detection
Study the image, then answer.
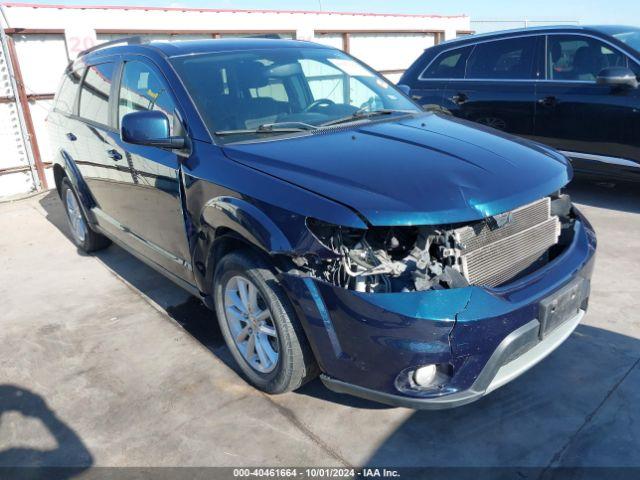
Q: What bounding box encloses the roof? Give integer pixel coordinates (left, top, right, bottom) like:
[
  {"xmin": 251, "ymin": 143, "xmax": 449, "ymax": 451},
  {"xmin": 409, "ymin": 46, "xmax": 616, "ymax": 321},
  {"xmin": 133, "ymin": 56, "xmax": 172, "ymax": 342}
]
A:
[
  {"xmin": 0, "ymin": 2, "xmax": 467, "ymax": 19},
  {"xmin": 438, "ymin": 24, "xmax": 640, "ymax": 47},
  {"xmin": 151, "ymin": 38, "xmax": 328, "ymax": 56},
  {"xmin": 85, "ymin": 37, "xmax": 330, "ymax": 60}
]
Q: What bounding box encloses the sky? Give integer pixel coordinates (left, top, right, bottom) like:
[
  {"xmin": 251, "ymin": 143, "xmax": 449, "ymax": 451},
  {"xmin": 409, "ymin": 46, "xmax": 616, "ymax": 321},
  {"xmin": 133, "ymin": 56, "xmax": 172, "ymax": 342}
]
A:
[{"xmin": 5, "ymin": 0, "xmax": 640, "ymax": 26}]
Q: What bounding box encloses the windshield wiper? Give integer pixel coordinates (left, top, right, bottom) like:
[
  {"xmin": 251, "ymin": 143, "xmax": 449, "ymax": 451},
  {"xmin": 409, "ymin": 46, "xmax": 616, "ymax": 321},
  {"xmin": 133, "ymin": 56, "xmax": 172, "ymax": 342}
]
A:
[
  {"xmin": 320, "ymin": 109, "xmax": 416, "ymax": 127},
  {"xmin": 214, "ymin": 121, "xmax": 318, "ymax": 136}
]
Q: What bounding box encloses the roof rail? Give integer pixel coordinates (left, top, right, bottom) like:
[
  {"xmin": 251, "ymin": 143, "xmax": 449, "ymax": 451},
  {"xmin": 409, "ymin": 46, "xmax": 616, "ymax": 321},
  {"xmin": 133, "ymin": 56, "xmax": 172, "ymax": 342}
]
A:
[{"xmin": 78, "ymin": 35, "xmax": 146, "ymax": 57}]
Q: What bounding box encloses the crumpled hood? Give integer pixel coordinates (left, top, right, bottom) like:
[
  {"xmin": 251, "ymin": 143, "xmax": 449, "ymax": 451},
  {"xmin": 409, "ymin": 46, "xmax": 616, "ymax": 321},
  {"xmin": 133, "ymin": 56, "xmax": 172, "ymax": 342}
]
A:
[{"xmin": 222, "ymin": 113, "xmax": 571, "ymax": 226}]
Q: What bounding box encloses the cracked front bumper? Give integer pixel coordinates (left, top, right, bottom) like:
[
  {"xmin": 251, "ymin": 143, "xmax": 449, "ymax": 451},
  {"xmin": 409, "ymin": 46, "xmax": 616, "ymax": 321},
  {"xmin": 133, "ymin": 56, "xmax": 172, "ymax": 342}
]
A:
[
  {"xmin": 321, "ymin": 309, "xmax": 584, "ymax": 409},
  {"xmin": 280, "ymin": 213, "xmax": 596, "ymax": 409}
]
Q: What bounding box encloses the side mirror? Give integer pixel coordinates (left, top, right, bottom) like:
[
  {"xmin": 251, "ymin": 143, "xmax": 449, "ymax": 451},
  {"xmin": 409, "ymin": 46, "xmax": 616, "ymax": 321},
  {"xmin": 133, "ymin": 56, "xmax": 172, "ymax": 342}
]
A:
[
  {"xmin": 121, "ymin": 110, "xmax": 185, "ymax": 149},
  {"xmin": 396, "ymin": 84, "xmax": 411, "ymax": 95},
  {"xmin": 596, "ymin": 67, "xmax": 639, "ymax": 89}
]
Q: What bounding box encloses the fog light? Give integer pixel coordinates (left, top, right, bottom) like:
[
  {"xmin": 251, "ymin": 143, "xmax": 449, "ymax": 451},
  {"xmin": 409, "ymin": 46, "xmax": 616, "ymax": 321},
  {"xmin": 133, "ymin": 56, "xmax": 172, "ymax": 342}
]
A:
[{"xmin": 413, "ymin": 364, "xmax": 437, "ymax": 387}]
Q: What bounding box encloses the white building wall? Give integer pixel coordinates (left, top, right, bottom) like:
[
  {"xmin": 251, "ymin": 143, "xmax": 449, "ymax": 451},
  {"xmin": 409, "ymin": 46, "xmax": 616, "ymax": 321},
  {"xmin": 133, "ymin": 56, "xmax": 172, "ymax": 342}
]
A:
[{"xmin": 0, "ymin": 3, "xmax": 469, "ymax": 198}]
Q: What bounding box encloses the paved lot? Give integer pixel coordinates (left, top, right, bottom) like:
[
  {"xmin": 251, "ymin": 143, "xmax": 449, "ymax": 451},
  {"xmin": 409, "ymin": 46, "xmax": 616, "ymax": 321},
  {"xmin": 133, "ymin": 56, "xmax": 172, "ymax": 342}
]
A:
[{"xmin": 1, "ymin": 178, "xmax": 639, "ymax": 472}]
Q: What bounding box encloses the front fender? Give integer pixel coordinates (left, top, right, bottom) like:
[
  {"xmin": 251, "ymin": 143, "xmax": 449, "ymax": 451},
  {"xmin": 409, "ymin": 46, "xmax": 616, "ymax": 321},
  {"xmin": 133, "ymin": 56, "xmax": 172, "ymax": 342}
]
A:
[
  {"xmin": 193, "ymin": 195, "xmax": 307, "ymax": 296},
  {"xmin": 201, "ymin": 196, "xmax": 293, "ymax": 253}
]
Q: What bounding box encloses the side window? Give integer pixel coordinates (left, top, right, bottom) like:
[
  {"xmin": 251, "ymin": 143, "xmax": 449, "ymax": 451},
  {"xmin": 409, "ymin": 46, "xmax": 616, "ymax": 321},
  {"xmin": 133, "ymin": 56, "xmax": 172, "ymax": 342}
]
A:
[
  {"xmin": 299, "ymin": 58, "xmax": 382, "ymax": 109},
  {"xmin": 54, "ymin": 69, "xmax": 83, "ymax": 114},
  {"xmin": 547, "ymin": 35, "xmax": 628, "ymax": 82},
  {"xmin": 118, "ymin": 61, "xmax": 181, "ymax": 135},
  {"xmin": 79, "ymin": 63, "xmax": 116, "ymax": 125},
  {"xmin": 249, "ymin": 79, "xmax": 289, "ymax": 102},
  {"xmin": 421, "ymin": 45, "xmax": 473, "ymax": 79},
  {"xmin": 299, "ymin": 58, "xmax": 346, "ymax": 103},
  {"xmin": 466, "ymin": 37, "xmax": 538, "ymax": 79}
]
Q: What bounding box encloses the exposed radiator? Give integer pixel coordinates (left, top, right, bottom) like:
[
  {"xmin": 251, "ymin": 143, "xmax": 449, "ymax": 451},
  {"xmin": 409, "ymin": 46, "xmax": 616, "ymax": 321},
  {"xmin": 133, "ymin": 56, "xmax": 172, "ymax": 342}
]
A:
[{"xmin": 452, "ymin": 198, "xmax": 561, "ymax": 287}]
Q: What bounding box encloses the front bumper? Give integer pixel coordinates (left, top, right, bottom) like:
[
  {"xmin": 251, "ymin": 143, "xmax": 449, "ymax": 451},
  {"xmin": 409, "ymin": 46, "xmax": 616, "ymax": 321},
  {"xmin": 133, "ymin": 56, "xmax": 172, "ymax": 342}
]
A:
[
  {"xmin": 280, "ymin": 212, "xmax": 596, "ymax": 409},
  {"xmin": 321, "ymin": 309, "xmax": 584, "ymax": 409}
]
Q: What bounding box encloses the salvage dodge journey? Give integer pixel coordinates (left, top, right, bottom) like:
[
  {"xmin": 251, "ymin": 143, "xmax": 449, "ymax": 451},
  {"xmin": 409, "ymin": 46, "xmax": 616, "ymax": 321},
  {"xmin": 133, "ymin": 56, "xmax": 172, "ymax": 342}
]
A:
[{"xmin": 48, "ymin": 37, "xmax": 596, "ymax": 409}]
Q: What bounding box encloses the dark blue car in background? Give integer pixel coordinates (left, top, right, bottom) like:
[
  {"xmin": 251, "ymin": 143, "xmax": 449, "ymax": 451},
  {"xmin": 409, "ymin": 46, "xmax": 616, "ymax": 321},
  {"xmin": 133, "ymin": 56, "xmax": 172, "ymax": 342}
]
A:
[
  {"xmin": 48, "ymin": 37, "xmax": 596, "ymax": 409},
  {"xmin": 399, "ymin": 25, "xmax": 640, "ymax": 182}
]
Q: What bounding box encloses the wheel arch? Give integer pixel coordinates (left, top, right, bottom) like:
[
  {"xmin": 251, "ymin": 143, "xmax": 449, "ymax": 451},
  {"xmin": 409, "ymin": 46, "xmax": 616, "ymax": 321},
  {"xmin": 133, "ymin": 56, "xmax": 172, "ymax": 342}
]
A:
[
  {"xmin": 54, "ymin": 150, "xmax": 97, "ymax": 217},
  {"xmin": 195, "ymin": 196, "xmax": 295, "ymax": 302}
]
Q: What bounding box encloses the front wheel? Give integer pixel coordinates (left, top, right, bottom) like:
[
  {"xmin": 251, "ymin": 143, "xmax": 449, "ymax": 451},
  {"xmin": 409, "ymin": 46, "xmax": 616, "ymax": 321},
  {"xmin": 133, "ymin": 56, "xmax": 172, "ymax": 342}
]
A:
[
  {"xmin": 61, "ymin": 178, "xmax": 110, "ymax": 253},
  {"xmin": 213, "ymin": 250, "xmax": 317, "ymax": 393}
]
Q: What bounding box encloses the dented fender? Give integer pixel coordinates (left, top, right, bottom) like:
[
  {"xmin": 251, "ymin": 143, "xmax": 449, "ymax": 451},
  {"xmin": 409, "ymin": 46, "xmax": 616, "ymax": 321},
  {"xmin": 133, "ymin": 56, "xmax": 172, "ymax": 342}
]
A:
[{"xmin": 201, "ymin": 196, "xmax": 294, "ymax": 253}]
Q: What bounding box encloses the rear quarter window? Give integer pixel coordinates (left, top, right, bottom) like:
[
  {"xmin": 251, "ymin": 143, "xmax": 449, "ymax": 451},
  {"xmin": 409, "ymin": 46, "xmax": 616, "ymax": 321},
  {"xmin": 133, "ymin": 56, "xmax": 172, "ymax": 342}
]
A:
[
  {"xmin": 78, "ymin": 62, "xmax": 116, "ymax": 126},
  {"xmin": 420, "ymin": 45, "xmax": 474, "ymax": 79},
  {"xmin": 54, "ymin": 69, "xmax": 83, "ymax": 114}
]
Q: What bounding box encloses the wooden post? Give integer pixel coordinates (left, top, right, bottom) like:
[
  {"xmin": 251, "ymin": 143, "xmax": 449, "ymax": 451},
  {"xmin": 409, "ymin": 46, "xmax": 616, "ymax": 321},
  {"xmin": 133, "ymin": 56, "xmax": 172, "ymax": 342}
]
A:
[
  {"xmin": 6, "ymin": 35, "xmax": 48, "ymax": 190},
  {"xmin": 341, "ymin": 32, "xmax": 350, "ymax": 53}
]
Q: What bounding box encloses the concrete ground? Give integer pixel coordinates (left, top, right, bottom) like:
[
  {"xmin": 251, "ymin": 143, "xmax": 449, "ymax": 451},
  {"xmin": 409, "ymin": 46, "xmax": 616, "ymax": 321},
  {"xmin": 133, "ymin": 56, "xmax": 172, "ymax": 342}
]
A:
[{"xmin": 0, "ymin": 178, "xmax": 639, "ymax": 472}]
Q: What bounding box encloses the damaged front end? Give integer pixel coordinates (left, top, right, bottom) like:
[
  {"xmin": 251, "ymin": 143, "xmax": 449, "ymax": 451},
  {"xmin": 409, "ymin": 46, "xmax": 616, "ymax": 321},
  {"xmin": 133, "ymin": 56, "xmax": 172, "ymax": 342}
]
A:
[
  {"xmin": 276, "ymin": 192, "xmax": 595, "ymax": 408},
  {"xmin": 296, "ymin": 192, "xmax": 576, "ymax": 293}
]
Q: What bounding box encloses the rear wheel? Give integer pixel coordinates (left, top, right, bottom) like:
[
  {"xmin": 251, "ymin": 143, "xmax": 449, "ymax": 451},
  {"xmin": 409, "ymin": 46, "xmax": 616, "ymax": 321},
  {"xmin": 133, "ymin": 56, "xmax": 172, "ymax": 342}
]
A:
[
  {"xmin": 61, "ymin": 178, "xmax": 110, "ymax": 253},
  {"xmin": 213, "ymin": 250, "xmax": 317, "ymax": 393}
]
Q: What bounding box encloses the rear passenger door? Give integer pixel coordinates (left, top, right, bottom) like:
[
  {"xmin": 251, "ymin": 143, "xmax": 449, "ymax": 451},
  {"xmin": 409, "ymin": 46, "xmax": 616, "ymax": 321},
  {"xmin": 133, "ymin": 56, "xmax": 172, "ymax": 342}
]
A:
[
  {"xmin": 532, "ymin": 34, "xmax": 640, "ymax": 177},
  {"xmin": 110, "ymin": 58, "xmax": 194, "ymax": 283},
  {"xmin": 442, "ymin": 35, "xmax": 542, "ymax": 138},
  {"xmin": 73, "ymin": 61, "xmax": 124, "ymax": 221}
]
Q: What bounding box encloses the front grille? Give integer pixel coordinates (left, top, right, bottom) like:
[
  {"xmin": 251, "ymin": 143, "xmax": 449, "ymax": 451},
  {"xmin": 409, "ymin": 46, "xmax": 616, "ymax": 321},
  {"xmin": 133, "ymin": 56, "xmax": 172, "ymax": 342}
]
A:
[{"xmin": 454, "ymin": 198, "xmax": 561, "ymax": 287}]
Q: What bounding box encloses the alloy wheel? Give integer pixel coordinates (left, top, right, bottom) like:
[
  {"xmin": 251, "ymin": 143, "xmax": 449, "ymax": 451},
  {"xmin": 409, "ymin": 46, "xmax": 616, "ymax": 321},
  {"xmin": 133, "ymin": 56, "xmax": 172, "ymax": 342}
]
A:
[
  {"xmin": 223, "ymin": 275, "xmax": 279, "ymax": 373},
  {"xmin": 65, "ymin": 188, "xmax": 87, "ymax": 244}
]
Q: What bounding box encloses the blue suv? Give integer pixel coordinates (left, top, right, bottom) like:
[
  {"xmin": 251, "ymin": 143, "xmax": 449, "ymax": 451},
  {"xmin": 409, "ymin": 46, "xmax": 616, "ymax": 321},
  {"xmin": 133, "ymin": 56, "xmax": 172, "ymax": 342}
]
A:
[{"xmin": 48, "ymin": 37, "xmax": 596, "ymax": 409}]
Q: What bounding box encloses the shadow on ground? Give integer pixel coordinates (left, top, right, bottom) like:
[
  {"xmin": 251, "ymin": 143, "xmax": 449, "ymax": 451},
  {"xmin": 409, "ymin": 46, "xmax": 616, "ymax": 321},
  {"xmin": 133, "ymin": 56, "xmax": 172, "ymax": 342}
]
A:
[{"xmin": 0, "ymin": 385, "xmax": 93, "ymax": 478}]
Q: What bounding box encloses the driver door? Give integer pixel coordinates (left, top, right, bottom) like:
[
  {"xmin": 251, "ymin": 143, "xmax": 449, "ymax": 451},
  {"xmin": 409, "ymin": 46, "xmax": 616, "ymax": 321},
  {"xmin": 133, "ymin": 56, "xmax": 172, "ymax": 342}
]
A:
[{"xmin": 108, "ymin": 58, "xmax": 194, "ymax": 283}]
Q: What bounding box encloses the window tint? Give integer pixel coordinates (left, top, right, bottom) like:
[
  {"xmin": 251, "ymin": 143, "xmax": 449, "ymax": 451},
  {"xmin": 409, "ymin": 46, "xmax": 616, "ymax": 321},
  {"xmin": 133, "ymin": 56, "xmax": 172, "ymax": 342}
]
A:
[
  {"xmin": 466, "ymin": 37, "xmax": 538, "ymax": 79},
  {"xmin": 78, "ymin": 63, "xmax": 115, "ymax": 125},
  {"xmin": 547, "ymin": 35, "xmax": 629, "ymax": 82},
  {"xmin": 421, "ymin": 45, "xmax": 473, "ymax": 79},
  {"xmin": 119, "ymin": 61, "xmax": 181, "ymax": 135},
  {"xmin": 55, "ymin": 69, "xmax": 83, "ymax": 114}
]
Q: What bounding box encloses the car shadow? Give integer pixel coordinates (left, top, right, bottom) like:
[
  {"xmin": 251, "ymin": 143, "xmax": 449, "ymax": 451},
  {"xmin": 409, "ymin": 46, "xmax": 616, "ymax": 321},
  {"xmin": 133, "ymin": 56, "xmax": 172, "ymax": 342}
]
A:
[
  {"xmin": 0, "ymin": 384, "xmax": 93, "ymax": 478},
  {"xmin": 566, "ymin": 176, "xmax": 640, "ymax": 214}
]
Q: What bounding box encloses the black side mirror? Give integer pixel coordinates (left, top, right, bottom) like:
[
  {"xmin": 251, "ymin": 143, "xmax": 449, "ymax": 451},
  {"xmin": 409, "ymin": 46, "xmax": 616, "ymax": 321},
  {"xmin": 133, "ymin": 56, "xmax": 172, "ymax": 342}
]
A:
[
  {"xmin": 121, "ymin": 110, "xmax": 186, "ymax": 149},
  {"xmin": 596, "ymin": 67, "xmax": 639, "ymax": 89}
]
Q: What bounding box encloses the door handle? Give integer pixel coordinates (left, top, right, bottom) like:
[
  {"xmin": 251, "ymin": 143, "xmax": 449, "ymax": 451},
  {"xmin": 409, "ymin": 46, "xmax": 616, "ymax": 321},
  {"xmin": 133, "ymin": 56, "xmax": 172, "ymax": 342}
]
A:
[
  {"xmin": 66, "ymin": 132, "xmax": 77, "ymax": 141},
  {"xmin": 107, "ymin": 149, "xmax": 122, "ymax": 161},
  {"xmin": 450, "ymin": 93, "xmax": 468, "ymax": 105},
  {"xmin": 538, "ymin": 96, "xmax": 557, "ymax": 107}
]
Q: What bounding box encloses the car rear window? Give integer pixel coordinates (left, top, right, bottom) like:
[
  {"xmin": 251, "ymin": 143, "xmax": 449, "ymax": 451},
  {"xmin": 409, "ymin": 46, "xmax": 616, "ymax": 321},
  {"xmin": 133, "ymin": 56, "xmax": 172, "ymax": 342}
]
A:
[
  {"xmin": 78, "ymin": 62, "xmax": 116, "ymax": 126},
  {"xmin": 54, "ymin": 69, "xmax": 83, "ymax": 114}
]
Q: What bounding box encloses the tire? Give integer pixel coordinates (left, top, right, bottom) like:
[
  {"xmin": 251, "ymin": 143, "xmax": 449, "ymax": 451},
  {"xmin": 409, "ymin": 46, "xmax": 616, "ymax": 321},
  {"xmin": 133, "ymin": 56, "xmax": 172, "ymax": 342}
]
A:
[
  {"xmin": 60, "ymin": 178, "xmax": 111, "ymax": 253},
  {"xmin": 213, "ymin": 250, "xmax": 318, "ymax": 393}
]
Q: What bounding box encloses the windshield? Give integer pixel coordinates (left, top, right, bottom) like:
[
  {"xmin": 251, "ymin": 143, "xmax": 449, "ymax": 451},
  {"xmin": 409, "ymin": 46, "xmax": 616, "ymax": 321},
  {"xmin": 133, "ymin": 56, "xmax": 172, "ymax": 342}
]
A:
[
  {"xmin": 605, "ymin": 27, "xmax": 640, "ymax": 53},
  {"xmin": 170, "ymin": 47, "xmax": 419, "ymax": 143}
]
